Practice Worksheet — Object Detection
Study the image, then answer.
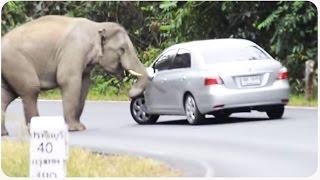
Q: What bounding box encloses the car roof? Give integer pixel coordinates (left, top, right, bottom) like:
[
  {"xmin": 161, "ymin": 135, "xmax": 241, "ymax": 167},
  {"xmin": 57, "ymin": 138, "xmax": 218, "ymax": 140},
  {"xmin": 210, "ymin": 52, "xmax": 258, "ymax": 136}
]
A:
[{"xmin": 169, "ymin": 38, "xmax": 257, "ymax": 51}]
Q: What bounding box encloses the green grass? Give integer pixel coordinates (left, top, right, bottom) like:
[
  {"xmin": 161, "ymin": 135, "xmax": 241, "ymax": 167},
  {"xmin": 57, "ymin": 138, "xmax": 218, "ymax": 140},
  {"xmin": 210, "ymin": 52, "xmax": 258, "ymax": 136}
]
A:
[
  {"xmin": 288, "ymin": 94, "xmax": 318, "ymax": 107},
  {"xmin": 1, "ymin": 140, "xmax": 180, "ymax": 177},
  {"xmin": 39, "ymin": 89, "xmax": 129, "ymax": 101},
  {"xmin": 39, "ymin": 89, "xmax": 62, "ymax": 100},
  {"xmin": 86, "ymin": 91, "xmax": 129, "ymax": 101},
  {"xmin": 39, "ymin": 89, "xmax": 318, "ymax": 107}
]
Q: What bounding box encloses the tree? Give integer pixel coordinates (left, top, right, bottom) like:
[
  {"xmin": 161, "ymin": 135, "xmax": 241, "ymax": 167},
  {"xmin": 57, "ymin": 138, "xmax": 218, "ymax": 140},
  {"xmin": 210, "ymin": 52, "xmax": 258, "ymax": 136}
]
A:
[{"xmin": 1, "ymin": 1, "xmax": 318, "ymax": 96}]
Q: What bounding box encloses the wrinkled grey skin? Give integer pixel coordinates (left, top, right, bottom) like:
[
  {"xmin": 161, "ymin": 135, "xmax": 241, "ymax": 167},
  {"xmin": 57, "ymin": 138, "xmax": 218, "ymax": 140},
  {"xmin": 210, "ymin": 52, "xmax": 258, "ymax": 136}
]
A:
[{"xmin": 1, "ymin": 15, "xmax": 148, "ymax": 136}]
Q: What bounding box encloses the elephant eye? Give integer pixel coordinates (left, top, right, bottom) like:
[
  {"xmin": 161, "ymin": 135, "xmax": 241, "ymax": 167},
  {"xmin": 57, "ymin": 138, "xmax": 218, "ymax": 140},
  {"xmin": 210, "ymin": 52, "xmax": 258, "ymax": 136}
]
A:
[{"xmin": 119, "ymin": 48, "xmax": 125, "ymax": 55}]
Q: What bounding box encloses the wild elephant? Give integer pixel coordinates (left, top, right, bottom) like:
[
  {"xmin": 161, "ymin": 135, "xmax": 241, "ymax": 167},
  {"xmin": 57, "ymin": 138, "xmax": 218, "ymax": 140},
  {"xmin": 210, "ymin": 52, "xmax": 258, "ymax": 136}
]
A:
[{"xmin": 1, "ymin": 15, "xmax": 148, "ymax": 136}]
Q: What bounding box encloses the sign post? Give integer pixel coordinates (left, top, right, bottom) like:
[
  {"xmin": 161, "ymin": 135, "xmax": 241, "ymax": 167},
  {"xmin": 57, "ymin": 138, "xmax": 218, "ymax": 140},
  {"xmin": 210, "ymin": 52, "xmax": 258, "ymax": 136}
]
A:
[
  {"xmin": 30, "ymin": 116, "xmax": 68, "ymax": 178},
  {"xmin": 305, "ymin": 60, "xmax": 315, "ymax": 100}
]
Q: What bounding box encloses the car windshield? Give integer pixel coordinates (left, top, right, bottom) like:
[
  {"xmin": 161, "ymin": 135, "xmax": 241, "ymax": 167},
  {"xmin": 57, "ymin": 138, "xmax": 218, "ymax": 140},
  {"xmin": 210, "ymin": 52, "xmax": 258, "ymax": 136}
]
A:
[{"xmin": 201, "ymin": 46, "xmax": 270, "ymax": 64}]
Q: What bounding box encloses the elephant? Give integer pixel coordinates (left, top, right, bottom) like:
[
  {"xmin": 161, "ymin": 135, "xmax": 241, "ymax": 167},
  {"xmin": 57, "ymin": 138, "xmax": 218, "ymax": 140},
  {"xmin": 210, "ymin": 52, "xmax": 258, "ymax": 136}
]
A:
[{"xmin": 1, "ymin": 15, "xmax": 149, "ymax": 136}]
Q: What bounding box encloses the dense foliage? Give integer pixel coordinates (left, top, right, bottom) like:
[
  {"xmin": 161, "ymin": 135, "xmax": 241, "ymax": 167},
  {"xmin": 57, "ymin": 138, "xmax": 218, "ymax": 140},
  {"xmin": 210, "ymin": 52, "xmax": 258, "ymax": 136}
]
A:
[{"xmin": 1, "ymin": 1, "xmax": 318, "ymax": 96}]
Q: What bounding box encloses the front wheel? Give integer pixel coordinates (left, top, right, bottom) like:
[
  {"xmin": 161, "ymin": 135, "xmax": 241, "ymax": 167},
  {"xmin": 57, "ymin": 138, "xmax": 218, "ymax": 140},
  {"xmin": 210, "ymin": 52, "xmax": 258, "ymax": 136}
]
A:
[
  {"xmin": 266, "ymin": 105, "xmax": 284, "ymax": 119},
  {"xmin": 184, "ymin": 94, "xmax": 204, "ymax": 125},
  {"xmin": 130, "ymin": 96, "xmax": 159, "ymax": 124}
]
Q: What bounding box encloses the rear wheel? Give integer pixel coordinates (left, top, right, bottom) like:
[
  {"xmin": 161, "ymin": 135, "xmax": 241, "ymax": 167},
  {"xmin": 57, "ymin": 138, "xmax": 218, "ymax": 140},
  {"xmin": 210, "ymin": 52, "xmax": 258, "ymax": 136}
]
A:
[
  {"xmin": 130, "ymin": 96, "xmax": 159, "ymax": 124},
  {"xmin": 184, "ymin": 94, "xmax": 204, "ymax": 125},
  {"xmin": 266, "ymin": 105, "xmax": 284, "ymax": 119}
]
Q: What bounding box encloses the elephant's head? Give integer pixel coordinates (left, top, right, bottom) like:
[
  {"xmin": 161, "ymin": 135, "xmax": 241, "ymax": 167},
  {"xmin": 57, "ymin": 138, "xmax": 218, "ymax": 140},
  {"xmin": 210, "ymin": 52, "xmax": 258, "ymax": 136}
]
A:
[{"xmin": 93, "ymin": 23, "xmax": 149, "ymax": 98}]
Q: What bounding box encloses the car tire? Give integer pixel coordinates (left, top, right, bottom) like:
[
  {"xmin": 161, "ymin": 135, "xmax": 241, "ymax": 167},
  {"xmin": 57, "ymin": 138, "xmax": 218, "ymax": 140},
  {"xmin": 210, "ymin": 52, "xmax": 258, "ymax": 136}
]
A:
[
  {"xmin": 213, "ymin": 111, "xmax": 231, "ymax": 119},
  {"xmin": 266, "ymin": 105, "xmax": 284, "ymax": 119},
  {"xmin": 130, "ymin": 96, "xmax": 159, "ymax": 124},
  {"xmin": 184, "ymin": 94, "xmax": 204, "ymax": 125}
]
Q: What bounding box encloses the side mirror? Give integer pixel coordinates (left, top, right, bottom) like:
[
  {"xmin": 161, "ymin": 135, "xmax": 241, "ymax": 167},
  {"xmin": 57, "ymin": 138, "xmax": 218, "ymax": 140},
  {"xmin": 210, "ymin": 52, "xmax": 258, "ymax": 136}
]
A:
[{"xmin": 146, "ymin": 67, "xmax": 155, "ymax": 79}]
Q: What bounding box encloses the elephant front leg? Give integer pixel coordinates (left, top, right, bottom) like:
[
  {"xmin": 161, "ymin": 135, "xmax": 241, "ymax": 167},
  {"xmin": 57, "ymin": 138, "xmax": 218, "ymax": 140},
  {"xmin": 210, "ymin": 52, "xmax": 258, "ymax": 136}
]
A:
[
  {"xmin": 61, "ymin": 80, "xmax": 86, "ymax": 131},
  {"xmin": 75, "ymin": 75, "xmax": 90, "ymax": 121}
]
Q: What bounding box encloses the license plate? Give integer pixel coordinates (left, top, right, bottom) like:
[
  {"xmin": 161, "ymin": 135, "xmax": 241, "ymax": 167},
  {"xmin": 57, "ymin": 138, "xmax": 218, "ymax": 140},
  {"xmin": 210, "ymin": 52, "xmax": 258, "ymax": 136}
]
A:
[{"xmin": 240, "ymin": 75, "xmax": 261, "ymax": 86}]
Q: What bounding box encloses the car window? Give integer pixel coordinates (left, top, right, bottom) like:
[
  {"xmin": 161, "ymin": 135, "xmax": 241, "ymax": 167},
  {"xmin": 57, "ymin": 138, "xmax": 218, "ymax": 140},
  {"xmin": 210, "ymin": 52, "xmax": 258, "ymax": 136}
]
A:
[
  {"xmin": 201, "ymin": 46, "xmax": 270, "ymax": 64},
  {"xmin": 171, "ymin": 49, "xmax": 191, "ymax": 69},
  {"xmin": 153, "ymin": 49, "xmax": 176, "ymax": 71}
]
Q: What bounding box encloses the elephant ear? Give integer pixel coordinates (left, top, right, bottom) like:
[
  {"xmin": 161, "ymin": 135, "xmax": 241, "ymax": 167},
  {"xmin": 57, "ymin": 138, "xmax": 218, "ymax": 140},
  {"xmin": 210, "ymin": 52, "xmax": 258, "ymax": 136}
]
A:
[
  {"xmin": 98, "ymin": 28, "xmax": 107, "ymax": 54},
  {"xmin": 91, "ymin": 27, "xmax": 123, "ymax": 61},
  {"xmin": 98, "ymin": 27, "xmax": 122, "ymax": 54}
]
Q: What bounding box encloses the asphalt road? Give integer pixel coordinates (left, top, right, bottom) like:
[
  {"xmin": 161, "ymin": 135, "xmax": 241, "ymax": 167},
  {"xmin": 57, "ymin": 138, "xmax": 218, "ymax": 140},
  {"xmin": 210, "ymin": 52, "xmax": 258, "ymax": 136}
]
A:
[{"xmin": 4, "ymin": 100, "xmax": 318, "ymax": 177}]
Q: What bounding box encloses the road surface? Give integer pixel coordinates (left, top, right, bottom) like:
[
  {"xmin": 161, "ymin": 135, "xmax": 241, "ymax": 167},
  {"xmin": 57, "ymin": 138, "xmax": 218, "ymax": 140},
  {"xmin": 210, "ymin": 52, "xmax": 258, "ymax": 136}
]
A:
[{"xmin": 3, "ymin": 100, "xmax": 318, "ymax": 177}]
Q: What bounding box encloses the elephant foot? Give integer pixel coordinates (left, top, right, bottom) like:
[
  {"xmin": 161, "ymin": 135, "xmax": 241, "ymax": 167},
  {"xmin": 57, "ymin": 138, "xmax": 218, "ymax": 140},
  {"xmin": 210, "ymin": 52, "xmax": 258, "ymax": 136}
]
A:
[
  {"xmin": 67, "ymin": 122, "xmax": 86, "ymax": 131},
  {"xmin": 1, "ymin": 128, "xmax": 8, "ymax": 136}
]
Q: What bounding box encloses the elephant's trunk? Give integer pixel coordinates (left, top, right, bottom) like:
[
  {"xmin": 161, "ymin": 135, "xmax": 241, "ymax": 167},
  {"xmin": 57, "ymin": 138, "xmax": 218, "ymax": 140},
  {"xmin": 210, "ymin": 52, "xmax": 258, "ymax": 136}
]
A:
[
  {"xmin": 129, "ymin": 74, "xmax": 149, "ymax": 98},
  {"xmin": 121, "ymin": 57, "xmax": 149, "ymax": 98}
]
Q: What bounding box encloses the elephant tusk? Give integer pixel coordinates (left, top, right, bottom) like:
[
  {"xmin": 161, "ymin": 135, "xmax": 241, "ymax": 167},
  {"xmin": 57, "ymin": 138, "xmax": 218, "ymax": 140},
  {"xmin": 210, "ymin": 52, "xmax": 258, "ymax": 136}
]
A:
[{"xmin": 128, "ymin": 70, "xmax": 143, "ymax": 77}]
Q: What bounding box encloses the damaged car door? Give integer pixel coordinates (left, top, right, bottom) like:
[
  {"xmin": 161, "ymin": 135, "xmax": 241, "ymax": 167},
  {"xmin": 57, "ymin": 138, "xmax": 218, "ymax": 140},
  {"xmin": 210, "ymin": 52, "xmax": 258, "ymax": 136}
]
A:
[
  {"xmin": 145, "ymin": 49, "xmax": 177, "ymax": 114},
  {"xmin": 165, "ymin": 48, "xmax": 192, "ymax": 114}
]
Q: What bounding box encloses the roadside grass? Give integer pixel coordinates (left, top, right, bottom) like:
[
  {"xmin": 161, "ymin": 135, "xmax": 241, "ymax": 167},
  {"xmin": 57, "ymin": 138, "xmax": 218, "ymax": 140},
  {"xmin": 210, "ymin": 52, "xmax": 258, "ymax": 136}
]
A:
[
  {"xmin": 39, "ymin": 89, "xmax": 129, "ymax": 101},
  {"xmin": 39, "ymin": 89, "xmax": 62, "ymax": 100},
  {"xmin": 288, "ymin": 94, "xmax": 318, "ymax": 107},
  {"xmin": 86, "ymin": 91, "xmax": 129, "ymax": 101},
  {"xmin": 1, "ymin": 140, "xmax": 180, "ymax": 177},
  {"xmin": 39, "ymin": 89, "xmax": 318, "ymax": 107}
]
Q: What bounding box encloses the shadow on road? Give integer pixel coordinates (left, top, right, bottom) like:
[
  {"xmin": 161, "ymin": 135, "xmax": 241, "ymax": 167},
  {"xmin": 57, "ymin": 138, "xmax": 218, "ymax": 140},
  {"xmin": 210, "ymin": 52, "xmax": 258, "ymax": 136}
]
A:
[{"xmin": 156, "ymin": 116, "xmax": 280, "ymax": 126}]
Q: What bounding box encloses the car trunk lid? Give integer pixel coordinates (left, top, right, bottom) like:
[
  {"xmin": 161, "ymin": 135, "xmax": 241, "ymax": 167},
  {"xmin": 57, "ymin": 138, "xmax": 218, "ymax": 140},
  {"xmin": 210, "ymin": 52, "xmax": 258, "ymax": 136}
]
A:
[{"xmin": 203, "ymin": 59, "xmax": 282, "ymax": 89}]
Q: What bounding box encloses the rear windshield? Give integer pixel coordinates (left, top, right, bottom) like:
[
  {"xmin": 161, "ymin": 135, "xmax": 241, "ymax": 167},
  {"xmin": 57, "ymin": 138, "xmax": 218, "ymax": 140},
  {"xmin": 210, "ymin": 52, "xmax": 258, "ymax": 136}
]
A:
[{"xmin": 202, "ymin": 46, "xmax": 270, "ymax": 64}]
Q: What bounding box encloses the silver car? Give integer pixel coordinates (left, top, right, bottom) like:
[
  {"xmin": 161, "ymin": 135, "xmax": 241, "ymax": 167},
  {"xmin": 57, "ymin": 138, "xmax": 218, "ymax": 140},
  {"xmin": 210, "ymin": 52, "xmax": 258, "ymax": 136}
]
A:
[{"xmin": 130, "ymin": 39, "xmax": 290, "ymax": 125}]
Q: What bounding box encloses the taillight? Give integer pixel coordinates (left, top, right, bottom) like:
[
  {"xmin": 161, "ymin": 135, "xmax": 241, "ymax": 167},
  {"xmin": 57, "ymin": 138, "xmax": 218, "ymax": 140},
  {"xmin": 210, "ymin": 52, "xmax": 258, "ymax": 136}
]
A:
[
  {"xmin": 204, "ymin": 77, "xmax": 223, "ymax": 86},
  {"xmin": 278, "ymin": 67, "xmax": 288, "ymax": 80}
]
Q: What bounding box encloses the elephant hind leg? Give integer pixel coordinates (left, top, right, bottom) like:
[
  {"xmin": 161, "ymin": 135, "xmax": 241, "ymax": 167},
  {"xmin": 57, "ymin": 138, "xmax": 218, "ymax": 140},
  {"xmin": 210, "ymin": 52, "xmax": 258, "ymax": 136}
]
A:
[
  {"xmin": 3, "ymin": 53, "xmax": 41, "ymax": 132},
  {"xmin": 1, "ymin": 80, "xmax": 18, "ymax": 136},
  {"xmin": 21, "ymin": 92, "xmax": 40, "ymax": 127},
  {"xmin": 18, "ymin": 80, "xmax": 40, "ymax": 127}
]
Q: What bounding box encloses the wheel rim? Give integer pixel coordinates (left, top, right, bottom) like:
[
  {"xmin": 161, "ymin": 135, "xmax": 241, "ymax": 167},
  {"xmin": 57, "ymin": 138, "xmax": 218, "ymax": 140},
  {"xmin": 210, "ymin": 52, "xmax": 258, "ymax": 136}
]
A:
[
  {"xmin": 132, "ymin": 97, "xmax": 150, "ymax": 122},
  {"xmin": 185, "ymin": 96, "xmax": 196, "ymax": 122}
]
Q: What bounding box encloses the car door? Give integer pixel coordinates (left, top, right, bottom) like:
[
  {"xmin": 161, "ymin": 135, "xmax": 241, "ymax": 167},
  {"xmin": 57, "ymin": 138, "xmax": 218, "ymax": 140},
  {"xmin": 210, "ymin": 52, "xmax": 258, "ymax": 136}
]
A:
[
  {"xmin": 166, "ymin": 48, "xmax": 192, "ymax": 113},
  {"xmin": 144, "ymin": 49, "xmax": 177, "ymax": 113}
]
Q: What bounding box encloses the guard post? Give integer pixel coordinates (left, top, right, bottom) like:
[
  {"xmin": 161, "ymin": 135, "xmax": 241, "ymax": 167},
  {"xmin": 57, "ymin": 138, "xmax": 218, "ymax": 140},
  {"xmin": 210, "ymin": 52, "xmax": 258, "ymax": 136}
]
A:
[
  {"xmin": 30, "ymin": 116, "xmax": 68, "ymax": 178},
  {"xmin": 305, "ymin": 60, "xmax": 315, "ymax": 100}
]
